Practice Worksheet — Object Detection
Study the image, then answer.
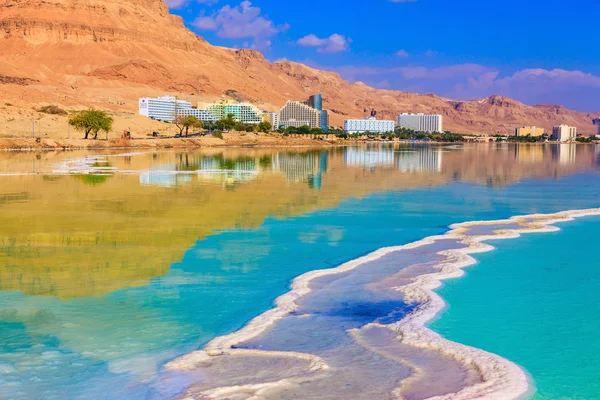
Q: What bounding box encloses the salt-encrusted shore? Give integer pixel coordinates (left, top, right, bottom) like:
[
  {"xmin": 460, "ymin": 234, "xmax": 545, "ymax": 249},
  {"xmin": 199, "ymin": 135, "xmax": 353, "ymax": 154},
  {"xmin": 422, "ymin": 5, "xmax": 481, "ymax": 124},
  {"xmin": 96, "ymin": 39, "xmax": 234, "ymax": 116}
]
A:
[{"xmin": 167, "ymin": 208, "xmax": 600, "ymax": 400}]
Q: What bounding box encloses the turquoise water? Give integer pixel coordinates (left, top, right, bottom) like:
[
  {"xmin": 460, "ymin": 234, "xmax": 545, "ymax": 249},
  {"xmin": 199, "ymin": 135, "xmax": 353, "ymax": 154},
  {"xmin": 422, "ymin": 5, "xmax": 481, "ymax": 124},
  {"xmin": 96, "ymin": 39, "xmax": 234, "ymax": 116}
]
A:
[
  {"xmin": 430, "ymin": 216, "xmax": 600, "ymax": 400},
  {"xmin": 1, "ymin": 145, "xmax": 600, "ymax": 399}
]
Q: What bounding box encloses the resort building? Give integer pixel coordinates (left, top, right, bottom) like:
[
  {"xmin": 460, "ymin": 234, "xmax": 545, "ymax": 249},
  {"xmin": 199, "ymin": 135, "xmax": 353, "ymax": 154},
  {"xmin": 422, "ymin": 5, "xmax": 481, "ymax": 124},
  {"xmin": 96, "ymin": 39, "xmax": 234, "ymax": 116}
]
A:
[
  {"xmin": 202, "ymin": 98, "xmax": 262, "ymax": 124},
  {"xmin": 279, "ymin": 101, "xmax": 321, "ymax": 129},
  {"xmin": 343, "ymin": 118, "xmax": 395, "ymax": 134},
  {"xmin": 177, "ymin": 108, "xmax": 217, "ymax": 122},
  {"xmin": 139, "ymin": 96, "xmax": 192, "ymax": 122},
  {"xmin": 280, "ymin": 93, "xmax": 329, "ymax": 130},
  {"xmin": 552, "ymin": 124, "xmax": 577, "ymax": 142},
  {"xmin": 304, "ymin": 94, "xmax": 329, "ymax": 130},
  {"xmin": 262, "ymin": 111, "xmax": 280, "ymax": 129},
  {"xmin": 397, "ymin": 113, "xmax": 443, "ymax": 133},
  {"xmin": 515, "ymin": 126, "xmax": 545, "ymax": 137}
]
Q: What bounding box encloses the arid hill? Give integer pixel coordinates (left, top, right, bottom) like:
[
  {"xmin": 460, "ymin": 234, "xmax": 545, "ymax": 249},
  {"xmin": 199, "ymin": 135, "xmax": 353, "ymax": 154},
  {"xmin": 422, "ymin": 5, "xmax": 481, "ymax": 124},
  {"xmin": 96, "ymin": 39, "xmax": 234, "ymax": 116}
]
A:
[{"xmin": 1, "ymin": 0, "xmax": 598, "ymax": 134}]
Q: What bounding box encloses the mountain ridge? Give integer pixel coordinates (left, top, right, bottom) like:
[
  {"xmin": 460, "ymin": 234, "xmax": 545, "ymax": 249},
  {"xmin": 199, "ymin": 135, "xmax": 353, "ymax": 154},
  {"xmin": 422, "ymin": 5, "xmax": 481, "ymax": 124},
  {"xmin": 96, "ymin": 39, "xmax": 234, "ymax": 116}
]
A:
[{"xmin": 0, "ymin": 0, "xmax": 597, "ymax": 134}]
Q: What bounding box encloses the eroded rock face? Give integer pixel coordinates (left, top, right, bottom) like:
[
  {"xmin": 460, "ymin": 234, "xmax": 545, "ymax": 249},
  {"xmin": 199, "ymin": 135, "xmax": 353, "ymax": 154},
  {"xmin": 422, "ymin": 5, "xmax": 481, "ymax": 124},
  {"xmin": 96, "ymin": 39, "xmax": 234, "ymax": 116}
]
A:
[{"xmin": 0, "ymin": 0, "xmax": 597, "ymax": 134}]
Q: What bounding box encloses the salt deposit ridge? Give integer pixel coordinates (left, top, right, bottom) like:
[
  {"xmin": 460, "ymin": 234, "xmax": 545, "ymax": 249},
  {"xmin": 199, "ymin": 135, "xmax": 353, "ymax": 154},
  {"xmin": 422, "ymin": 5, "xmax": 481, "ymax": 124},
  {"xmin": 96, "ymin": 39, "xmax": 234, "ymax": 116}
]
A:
[{"xmin": 166, "ymin": 208, "xmax": 600, "ymax": 400}]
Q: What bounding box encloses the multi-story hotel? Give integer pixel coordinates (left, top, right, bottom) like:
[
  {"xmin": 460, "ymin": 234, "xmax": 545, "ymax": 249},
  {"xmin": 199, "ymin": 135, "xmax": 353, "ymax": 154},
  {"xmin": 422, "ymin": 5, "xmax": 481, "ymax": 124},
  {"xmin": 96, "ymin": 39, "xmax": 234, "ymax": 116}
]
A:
[
  {"xmin": 279, "ymin": 101, "xmax": 321, "ymax": 129},
  {"xmin": 552, "ymin": 124, "xmax": 577, "ymax": 142},
  {"xmin": 139, "ymin": 96, "xmax": 192, "ymax": 122},
  {"xmin": 515, "ymin": 126, "xmax": 545, "ymax": 137},
  {"xmin": 262, "ymin": 111, "xmax": 280, "ymax": 129},
  {"xmin": 594, "ymin": 118, "xmax": 600, "ymax": 137},
  {"xmin": 202, "ymin": 98, "xmax": 262, "ymax": 124},
  {"xmin": 344, "ymin": 118, "xmax": 395, "ymax": 134},
  {"xmin": 397, "ymin": 113, "xmax": 443, "ymax": 133},
  {"xmin": 177, "ymin": 108, "xmax": 217, "ymax": 122},
  {"xmin": 280, "ymin": 93, "xmax": 329, "ymax": 130}
]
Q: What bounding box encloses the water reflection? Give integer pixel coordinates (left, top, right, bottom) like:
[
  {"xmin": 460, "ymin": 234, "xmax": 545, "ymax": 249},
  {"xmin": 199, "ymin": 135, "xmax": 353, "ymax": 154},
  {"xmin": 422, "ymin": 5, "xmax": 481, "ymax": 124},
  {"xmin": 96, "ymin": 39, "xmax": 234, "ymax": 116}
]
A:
[
  {"xmin": 0, "ymin": 143, "xmax": 599, "ymax": 399},
  {"xmin": 0, "ymin": 144, "xmax": 598, "ymax": 300}
]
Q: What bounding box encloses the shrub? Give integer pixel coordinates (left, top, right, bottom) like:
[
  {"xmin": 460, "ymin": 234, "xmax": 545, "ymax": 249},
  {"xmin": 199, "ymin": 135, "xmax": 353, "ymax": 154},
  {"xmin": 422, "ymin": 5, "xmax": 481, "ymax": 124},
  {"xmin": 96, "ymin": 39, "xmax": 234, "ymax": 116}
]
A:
[
  {"xmin": 212, "ymin": 131, "xmax": 224, "ymax": 140},
  {"xmin": 39, "ymin": 105, "xmax": 67, "ymax": 115}
]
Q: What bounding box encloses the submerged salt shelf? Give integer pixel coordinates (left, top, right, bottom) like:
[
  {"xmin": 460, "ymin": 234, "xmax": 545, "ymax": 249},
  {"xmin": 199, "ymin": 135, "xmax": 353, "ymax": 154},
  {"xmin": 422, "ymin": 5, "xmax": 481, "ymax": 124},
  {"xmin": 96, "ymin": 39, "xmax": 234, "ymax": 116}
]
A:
[{"xmin": 169, "ymin": 209, "xmax": 600, "ymax": 400}]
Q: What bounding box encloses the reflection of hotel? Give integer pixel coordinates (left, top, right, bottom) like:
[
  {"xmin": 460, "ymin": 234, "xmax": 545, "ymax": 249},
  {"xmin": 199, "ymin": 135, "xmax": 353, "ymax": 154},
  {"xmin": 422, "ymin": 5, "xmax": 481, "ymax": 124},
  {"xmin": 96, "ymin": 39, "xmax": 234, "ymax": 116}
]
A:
[
  {"xmin": 272, "ymin": 152, "xmax": 319, "ymax": 182},
  {"xmin": 396, "ymin": 147, "xmax": 443, "ymax": 172},
  {"xmin": 140, "ymin": 167, "xmax": 192, "ymax": 188},
  {"xmin": 515, "ymin": 145, "xmax": 545, "ymax": 164},
  {"xmin": 557, "ymin": 144, "xmax": 577, "ymax": 165},
  {"xmin": 344, "ymin": 148, "xmax": 395, "ymax": 167},
  {"xmin": 271, "ymin": 151, "xmax": 328, "ymax": 189}
]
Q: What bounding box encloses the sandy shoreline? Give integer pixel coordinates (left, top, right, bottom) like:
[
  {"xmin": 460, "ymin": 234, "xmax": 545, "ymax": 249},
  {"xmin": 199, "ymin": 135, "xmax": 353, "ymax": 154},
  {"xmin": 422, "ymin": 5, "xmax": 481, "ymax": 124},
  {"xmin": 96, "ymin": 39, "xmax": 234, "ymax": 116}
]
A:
[
  {"xmin": 0, "ymin": 134, "xmax": 340, "ymax": 151},
  {"xmin": 166, "ymin": 208, "xmax": 600, "ymax": 400}
]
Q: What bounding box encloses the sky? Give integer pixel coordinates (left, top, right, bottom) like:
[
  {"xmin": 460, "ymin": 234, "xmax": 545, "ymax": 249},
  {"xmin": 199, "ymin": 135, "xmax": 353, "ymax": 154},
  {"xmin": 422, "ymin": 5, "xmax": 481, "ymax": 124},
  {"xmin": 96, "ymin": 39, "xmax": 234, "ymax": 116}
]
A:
[{"xmin": 166, "ymin": 0, "xmax": 600, "ymax": 112}]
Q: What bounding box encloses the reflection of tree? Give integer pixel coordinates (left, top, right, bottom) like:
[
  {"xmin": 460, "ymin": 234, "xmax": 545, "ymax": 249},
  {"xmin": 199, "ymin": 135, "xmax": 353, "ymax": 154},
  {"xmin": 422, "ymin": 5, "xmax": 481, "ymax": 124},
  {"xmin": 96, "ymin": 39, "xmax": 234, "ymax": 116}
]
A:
[{"xmin": 74, "ymin": 174, "xmax": 110, "ymax": 185}]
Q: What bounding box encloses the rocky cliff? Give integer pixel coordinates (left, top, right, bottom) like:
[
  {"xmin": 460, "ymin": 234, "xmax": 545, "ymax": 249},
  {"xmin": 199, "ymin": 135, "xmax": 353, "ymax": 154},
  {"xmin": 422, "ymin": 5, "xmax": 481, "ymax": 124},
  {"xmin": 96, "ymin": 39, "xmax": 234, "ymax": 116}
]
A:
[{"xmin": 1, "ymin": 0, "xmax": 597, "ymax": 134}]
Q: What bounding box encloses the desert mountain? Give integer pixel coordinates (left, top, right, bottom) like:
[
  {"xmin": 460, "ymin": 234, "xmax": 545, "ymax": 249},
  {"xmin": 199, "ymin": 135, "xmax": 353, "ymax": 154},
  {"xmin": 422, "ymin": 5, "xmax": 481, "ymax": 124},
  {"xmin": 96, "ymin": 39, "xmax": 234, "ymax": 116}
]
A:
[{"xmin": 1, "ymin": 0, "xmax": 598, "ymax": 134}]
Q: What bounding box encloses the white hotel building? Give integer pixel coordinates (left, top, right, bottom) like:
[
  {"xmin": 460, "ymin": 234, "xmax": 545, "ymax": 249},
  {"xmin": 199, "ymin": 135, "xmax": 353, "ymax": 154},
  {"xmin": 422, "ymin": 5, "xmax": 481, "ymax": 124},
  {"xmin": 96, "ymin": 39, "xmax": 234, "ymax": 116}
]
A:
[
  {"xmin": 344, "ymin": 118, "xmax": 395, "ymax": 134},
  {"xmin": 397, "ymin": 113, "xmax": 443, "ymax": 133},
  {"xmin": 139, "ymin": 95, "xmax": 216, "ymax": 123}
]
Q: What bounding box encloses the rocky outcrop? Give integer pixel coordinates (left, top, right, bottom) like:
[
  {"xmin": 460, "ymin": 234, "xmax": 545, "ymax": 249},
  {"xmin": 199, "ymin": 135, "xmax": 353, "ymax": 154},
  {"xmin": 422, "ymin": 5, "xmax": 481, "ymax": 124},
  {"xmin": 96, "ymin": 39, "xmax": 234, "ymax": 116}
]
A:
[{"xmin": 0, "ymin": 0, "xmax": 597, "ymax": 134}]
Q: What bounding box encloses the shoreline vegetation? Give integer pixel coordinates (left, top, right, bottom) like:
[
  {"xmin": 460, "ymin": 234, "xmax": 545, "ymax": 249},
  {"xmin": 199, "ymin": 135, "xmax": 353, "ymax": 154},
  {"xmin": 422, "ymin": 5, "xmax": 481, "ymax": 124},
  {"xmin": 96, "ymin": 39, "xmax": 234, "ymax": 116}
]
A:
[
  {"xmin": 0, "ymin": 131, "xmax": 598, "ymax": 151},
  {"xmin": 167, "ymin": 208, "xmax": 600, "ymax": 400},
  {"xmin": 2, "ymin": 108, "xmax": 598, "ymax": 151}
]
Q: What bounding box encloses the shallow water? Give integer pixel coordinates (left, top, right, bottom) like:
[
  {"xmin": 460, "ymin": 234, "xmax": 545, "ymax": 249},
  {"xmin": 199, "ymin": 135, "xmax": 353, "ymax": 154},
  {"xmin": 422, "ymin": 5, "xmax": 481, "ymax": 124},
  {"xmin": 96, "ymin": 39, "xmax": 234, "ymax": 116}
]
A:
[
  {"xmin": 0, "ymin": 144, "xmax": 599, "ymax": 399},
  {"xmin": 430, "ymin": 216, "xmax": 600, "ymax": 400}
]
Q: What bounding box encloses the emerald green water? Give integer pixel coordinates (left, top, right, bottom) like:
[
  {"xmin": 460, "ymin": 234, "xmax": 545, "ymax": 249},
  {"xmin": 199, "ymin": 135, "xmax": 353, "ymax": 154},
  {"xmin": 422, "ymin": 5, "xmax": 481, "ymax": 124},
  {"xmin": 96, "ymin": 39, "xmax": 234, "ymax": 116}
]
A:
[
  {"xmin": 430, "ymin": 216, "xmax": 600, "ymax": 400},
  {"xmin": 0, "ymin": 144, "xmax": 599, "ymax": 399}
]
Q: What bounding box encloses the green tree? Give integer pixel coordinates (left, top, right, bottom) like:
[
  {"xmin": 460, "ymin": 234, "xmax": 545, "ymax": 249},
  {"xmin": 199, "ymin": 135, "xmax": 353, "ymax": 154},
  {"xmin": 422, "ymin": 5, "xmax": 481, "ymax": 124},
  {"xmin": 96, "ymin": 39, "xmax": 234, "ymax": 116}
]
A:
[
  {"xmin": 257, "ymin": 121, "xmax": 272, "ymax": 133},
  {"xmin": 68, "ymin": 109, "xmax": 113, "ymax": 139},
  {"xmin": 174, "ymin": 116, "xmax": 200, "ymax": 136},
  {"xmin": 217, "ymin": 113, "xmax": 237, "ymax": 131},
  {"xmin": 297, "ymin": 125, "xmax": 310, "ymax": 135}
]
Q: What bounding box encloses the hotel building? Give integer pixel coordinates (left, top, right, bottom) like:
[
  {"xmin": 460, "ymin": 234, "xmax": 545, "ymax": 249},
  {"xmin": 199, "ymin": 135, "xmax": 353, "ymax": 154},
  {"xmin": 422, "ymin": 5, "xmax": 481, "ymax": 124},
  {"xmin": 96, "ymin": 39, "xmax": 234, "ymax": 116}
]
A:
[
  {"xmin": 515, "ymin": 126, "xmax": 545, "ymax": 137},
  {"xmin": 279, "ymin": 101, "xmax": 321, "ymax": 129},
  {"xmin": 177, "ymin": 108, "xmax": 217, "ymax": 122},
  {"xmin": 280, "ymin": 93, "xmax": 329, "ymax": 130},
  {"xmin": 139, "ymin": 96, "xmax": 192, "ymax": 122},
  {"xmin": 397, "ymin": 113, "xmax": 443, "ymax": 133},
  {"xmin": 262, "ymin": 112, "xmax": 280, "ymax": 129},
  {"xmin": 202, "ymin": 98, "xmax": 262, "ymax": 124},
  {"xmin": 344, "ymin": 118, "xmax": 395, "ymax": 134},
  {"xmin": 552, "ymin": 125, "xmax": 577, "ymax": 142}
]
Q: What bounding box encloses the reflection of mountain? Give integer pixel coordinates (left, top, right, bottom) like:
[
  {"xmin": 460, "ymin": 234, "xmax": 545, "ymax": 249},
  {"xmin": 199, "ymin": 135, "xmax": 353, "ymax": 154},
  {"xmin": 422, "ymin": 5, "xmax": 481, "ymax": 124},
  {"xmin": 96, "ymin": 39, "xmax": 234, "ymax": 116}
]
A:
[{"xmin": 0, "ymin": 145, "xmax": 597, "ymax": 299}]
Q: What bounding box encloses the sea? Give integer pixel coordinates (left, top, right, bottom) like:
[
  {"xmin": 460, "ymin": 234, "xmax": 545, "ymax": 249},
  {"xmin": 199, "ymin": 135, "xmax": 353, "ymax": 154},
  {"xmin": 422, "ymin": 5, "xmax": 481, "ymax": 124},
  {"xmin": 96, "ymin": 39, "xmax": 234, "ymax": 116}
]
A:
[{"xmin": 0, "ymin": 143, "xmax": 599, "ymax": 399}]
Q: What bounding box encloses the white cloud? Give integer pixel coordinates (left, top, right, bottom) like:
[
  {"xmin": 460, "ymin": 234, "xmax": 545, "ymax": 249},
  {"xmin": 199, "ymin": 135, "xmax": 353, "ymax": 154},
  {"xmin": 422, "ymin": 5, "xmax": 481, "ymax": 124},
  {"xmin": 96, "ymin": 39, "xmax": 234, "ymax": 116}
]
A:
[
  {"xmin": 192, "ymin": 1, "xmax": 288, "ymax": 50},
  {"xmin": 396, "ymin": 49, "xmax": 409, "ymax": 57},
  {"xmin": 296, "ymin": 33, "xmax": 351, "ymax": 54}
]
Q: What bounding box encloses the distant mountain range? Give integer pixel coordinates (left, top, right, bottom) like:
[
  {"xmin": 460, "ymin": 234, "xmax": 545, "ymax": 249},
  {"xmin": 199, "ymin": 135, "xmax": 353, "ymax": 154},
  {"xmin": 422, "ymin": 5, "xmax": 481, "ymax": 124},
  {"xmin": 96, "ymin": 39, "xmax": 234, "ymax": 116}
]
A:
[{"xmin": 1, "ymin": 0, "xmax": 598, "ymax": 134}]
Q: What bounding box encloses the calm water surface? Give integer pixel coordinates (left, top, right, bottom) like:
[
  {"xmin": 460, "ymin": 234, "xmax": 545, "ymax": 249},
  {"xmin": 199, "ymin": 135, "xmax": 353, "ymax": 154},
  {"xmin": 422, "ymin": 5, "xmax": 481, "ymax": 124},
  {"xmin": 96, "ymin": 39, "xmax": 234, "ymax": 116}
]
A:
[{"xmin": 0, "ymin": 144, "xmax": 599, "ymax": 399}]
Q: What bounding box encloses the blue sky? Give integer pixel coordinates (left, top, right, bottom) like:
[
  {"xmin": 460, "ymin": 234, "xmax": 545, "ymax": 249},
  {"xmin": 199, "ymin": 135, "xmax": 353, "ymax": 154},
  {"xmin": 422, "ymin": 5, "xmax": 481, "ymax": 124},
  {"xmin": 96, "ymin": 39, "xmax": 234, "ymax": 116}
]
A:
[{"xmin": 167, "ymin": 0, "xmax": 600, "ymax": 112}]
